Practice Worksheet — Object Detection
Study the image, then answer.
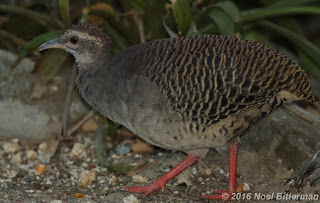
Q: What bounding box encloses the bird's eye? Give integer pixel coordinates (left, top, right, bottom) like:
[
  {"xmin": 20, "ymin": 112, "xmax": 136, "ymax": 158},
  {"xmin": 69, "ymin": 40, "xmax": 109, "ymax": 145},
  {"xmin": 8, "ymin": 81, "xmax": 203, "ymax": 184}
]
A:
[{"xmin": 70, "ymin": 36, "xmax": 79, "ymax": 44}]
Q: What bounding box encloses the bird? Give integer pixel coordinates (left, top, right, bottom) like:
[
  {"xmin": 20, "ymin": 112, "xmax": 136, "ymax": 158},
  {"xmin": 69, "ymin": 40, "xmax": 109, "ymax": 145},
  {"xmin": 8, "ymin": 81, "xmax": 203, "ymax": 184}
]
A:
[{"xmin": 38, "ymin": 23, "xmax": 316, "ymax": 200}]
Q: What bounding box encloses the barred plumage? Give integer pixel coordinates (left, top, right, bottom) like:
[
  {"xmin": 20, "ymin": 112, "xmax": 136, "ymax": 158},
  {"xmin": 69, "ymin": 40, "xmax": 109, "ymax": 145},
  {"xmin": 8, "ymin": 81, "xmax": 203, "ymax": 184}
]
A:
[
  {"xmin": 109, "ymin": 34, "xmax": 315, "ymax": 152},
  {"xmin": 39, "ymin": 23, "xmax": 316, "ymax": 198}
]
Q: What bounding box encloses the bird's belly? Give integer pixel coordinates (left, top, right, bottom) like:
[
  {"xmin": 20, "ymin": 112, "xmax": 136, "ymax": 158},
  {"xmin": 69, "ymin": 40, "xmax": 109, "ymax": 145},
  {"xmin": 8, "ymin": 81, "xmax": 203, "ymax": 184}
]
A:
[{"xmin": 123, "ymin": 111, "xmax": 250, "ymax": 151}]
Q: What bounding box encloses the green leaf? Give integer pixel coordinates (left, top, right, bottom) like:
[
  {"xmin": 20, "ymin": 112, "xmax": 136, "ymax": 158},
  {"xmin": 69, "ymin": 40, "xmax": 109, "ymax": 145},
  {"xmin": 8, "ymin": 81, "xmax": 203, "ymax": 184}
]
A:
[
  {"xmin": 0, "ymin": 4, "xmax": 64, "ymax": 28},
  {"xmin": 106, "ymin": 119, "xmax": 117, "ymax": 136},
  {"xmin": 10, "ymin": 31, "xmax": 63, "ymax": 71},
  {"xmin": 143, "ymin": 0, "xmax": 167, "ymax": 40},
  {"xmin": 241, "ymin": 7, "xmax": 320, "ymax": 23},
  {"xmin": 258, "ymin": 20, "xmax": 320, "ymax": 66},
  {"xmin": 35, "ymin": 49, "xmax": 68, "ymax": 77},
  {"xmin": 172, "ymin": 0, "xmax": 192, "ymax": 35},
  {"xmin": 58, "ymin": 0, "xmax": 71, "ymax": 25},
  {"xmin": 127, "ymin": 0, "xmax": 146, "ymax": 12},
  {"xmin": 269, "ymin": 0, "xmax": 319, "ymax": 8},
  {"xmin": 208, "ymin": 8, "xmax": 235, "ymax": 36},
  {"xmin": 214, "ymin": 1, "xmax": 241, "ymax": 22}
]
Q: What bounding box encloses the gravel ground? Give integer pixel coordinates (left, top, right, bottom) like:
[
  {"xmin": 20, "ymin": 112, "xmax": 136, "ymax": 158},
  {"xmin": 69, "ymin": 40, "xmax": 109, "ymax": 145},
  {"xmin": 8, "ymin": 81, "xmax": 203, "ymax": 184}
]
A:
[{"xmin": 0, "ymin": 105, "xmax": 319, "ymax": 203}]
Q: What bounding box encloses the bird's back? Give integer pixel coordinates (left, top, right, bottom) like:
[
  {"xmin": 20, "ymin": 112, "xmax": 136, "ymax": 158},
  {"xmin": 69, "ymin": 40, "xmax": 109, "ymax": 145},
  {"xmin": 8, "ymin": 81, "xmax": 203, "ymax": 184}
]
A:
[{"xmin": 109, "ymin": 35, "xmax": 315, "ymax": 153}]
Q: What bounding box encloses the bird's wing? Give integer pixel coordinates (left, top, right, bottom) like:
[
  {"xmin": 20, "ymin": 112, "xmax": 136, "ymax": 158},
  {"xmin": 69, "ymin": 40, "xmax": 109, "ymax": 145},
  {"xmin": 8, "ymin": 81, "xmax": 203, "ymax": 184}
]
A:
[{"xmin": 114, "ymin": 35, "xmax": 301, "ymax": 124}]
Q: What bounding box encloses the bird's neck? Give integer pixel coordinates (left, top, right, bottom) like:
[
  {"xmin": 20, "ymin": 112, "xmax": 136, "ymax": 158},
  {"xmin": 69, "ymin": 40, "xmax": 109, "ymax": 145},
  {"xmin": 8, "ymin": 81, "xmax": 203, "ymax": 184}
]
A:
[{"xmin": 75, "ymin": 52, "xmax": 123, "ymax": 111}]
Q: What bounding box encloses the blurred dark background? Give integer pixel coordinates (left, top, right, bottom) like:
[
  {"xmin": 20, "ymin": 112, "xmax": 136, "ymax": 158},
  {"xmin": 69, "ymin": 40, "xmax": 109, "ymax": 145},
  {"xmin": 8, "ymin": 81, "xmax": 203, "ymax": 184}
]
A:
[{"xmin": 1, "ymin": 0, "xmax": 320, "ymax": 79}]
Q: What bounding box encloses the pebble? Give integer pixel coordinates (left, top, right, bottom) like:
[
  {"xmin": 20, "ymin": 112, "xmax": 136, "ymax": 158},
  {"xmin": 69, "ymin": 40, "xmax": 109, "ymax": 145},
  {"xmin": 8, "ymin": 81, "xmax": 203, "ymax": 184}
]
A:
[
  {"xmin": 3, "ymin": 142, "xmax": 21, "ymax": 153},
  {"xmin": 242, "ymin": 182, "xmax": 251, "ymax": 191},
  {"xmin": 123, "ymin": 194, "xmax": 140, "ymax": 203},
  {"xmin": 30, "ymin": 84, "xmax": 48, "ymax": 99},
  {"xmin": 132, "ymin": 139, "xmax": 153, "ymax": 154},
  {"xmin": 200, "ymin": 167, "xmax": 212, "ymax": 177},
  {"xmin": 35, "ymin": 164, "xmax": 46, "ymax": 174},
  {"xmin": 77, "ymin": 170, "xmax": 97, "ymax": 187},
  {"xmin": 50, "ymin": 200, "xmax": 62, "ymax": 203},
  {"xmin": 38, "ymin": 140, "xmax": 57, "ymax": 154},
  {"xmin": 7, "ymin": 170, "xmax": 19, "ymax": 179},
  {"xmin": 81, "ymin": 162, "xmax": 89, "ymax": 168},
  {"xmin": 132, "ymin": 175, "xmax": 149, "ymax": 183},
  {"xmin": 119, "ymin": 128, "xmax": 136, "ymax": 138},
  {"xmin": 175, "ymin": 170, "xmax": 193, "ymax": 187},
  {"xmin": 70, "ymin": 143, "xmax": 86, "ymax": 158},
  {"xmin": 49, "ymin": 85, "xmax": 59, "ymax": 92},
  {"xmin": 26, "ymin": 150, "xmax": 38, "ymax": 160},
  {"xmin": 81, "ymin": 117, "xmax": 98, "ymax": 132},
  {"xmin": 10, "ymin": 152, "xmax": 23, "ymax": 164},
  {"xmin": 114, "ymin": 146, "xmax": 131, "ymax": 155}
]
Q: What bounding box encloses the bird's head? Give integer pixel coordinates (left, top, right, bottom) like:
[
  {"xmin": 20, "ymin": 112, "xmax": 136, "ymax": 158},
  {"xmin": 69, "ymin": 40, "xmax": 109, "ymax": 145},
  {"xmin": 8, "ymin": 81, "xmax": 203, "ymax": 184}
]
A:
[{"xmin": 38, "ymin": 23, "xmax": 112, "ymax": 66}]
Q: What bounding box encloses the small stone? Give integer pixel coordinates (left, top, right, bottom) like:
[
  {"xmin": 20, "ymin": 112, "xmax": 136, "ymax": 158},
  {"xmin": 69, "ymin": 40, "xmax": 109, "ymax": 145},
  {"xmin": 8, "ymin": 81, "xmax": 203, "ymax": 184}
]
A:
[
  {"xmin": 123, "ymin": 194, "xmax": 140, "ymax": 203},
  {"xmin": 114, "ymin": 146, "xmax": 131, "ymax": 155},
  {"xmin": 242, "ymin": 182, "xmax": 250, "ymax": 192},
  {"xmin": 81, "ymin": 117, "xmax": 98, "ymax": 132},
  {"xmin": 7, "ymin": 170, "xmax": 19, "ymax": 179},
  {"xmin": 132, "ymin": 139, "xmax": 153, "ymax": 154},
  {"xmin": 81, "ymin": 162, "xmax": 89, "ymax": 168},
  {"xmin": 3, "ymin": 142, "xmax": 21, "ymax": 153},
  {"xmin": 49, "ymin": 85, "xmax": 59, "ymax": 92},
  {"xmin": 10, "ymin": 152, "xmax": 23, "ymax": 164},
  {"xmin": 173, "ymin": 191, "xmax": 179, "ymax": 194},
  {"xmin": 237, "ymin": 182, "xmax": 251, "ymax": 193},
  {"xmin": 77, "ymin": 170, "xmax": 97, "ymax": 187},
  {"xmin": 24, "ymin": 177, "xmax": 32, "ymax": 183},
  {"xmin": 50, "ymin": 200, "xmax": 62, "ymax": 203},
  {"xmin": 119, "ymin": 128, "xmax": 136, "ymax": 138},
  {"xmin": 131, "ymin": 175, "xmax": 149, "ymax": 184},
  {"xmin": 38, "ymin": 140, "xmax": 57, "ymax": 154},
  {"xmin": 30, "ymin": 84, "xmax": 48, "ymax": 99},
  {"xmin": 26, "ymin": 150, "xmax": 38, "ymax": 160},
  {"xmin": 106, "ymin": 143, "xmax": 113, "ymax": 149},
  {"xmin": 175, "ymin": 169, "xmax": 193, "ymax": 187},
  {"xmin": 35, "ymin": 164, "xmax": 46, "ymax": 174},
  {"xmin": 73, "ymin": 193, "xmax": 85, "ymax": 198},
  {"xmin": 70, "ymin": 143, "xmax": 86, "ymax": 158},
  {"xmin": 200, "ymin": 167, "xmax": 212, "ymax": 177}
]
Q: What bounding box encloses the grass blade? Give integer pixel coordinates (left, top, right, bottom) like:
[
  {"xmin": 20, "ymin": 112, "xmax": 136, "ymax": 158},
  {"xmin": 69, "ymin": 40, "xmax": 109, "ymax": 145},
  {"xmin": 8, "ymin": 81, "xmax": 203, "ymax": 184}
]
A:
[
  {"xmin": 214, "ymin": 1, "xmax": 241, "ymax": 22},
  {"xmin": 172, "ymin": 0, "xmax": 192, "ymax": 35},
  {"xmin": 58, "ymin": 0, "xmax": 71, "ymax": 26},
  {"xmin": 127, "ymin": 0, "xmax": 146, "ymax": 12},
  {"xmin": 258, "ymin": 20, "xmax": 320, "ymax": 67},
  {"xmin": 208, "ymin": 8, "xmax": 235, "ymax": 36},
  {"xmin": 241, "ymin": 7, "xmax": 320, "ymax": 23},
  {"xmin": 268, "ymin": 0, "xmax": 319, "ymax": 8},
  {"xmin": 0, "ymin": 4, "xmax": 64, "ymax": 28},
  {"xmin": 9, "ymin": 31, "xmax": 63, "ymax": 72}
]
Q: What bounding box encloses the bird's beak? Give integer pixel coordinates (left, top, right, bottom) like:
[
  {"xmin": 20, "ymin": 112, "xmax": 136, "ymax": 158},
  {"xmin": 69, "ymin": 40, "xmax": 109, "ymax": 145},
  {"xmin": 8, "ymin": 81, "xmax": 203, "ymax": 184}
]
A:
[{"xmin": 38, "ymin": 38, "xmax": 65, "ymax": 51}]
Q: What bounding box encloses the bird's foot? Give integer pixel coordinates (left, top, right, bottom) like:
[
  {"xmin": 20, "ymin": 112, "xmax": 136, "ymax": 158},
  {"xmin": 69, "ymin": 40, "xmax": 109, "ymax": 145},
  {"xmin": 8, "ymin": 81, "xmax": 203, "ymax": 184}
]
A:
[
  {"xmin": 123, "ymin": 179, "xmax": 166, "ymax": 195},
  {"xmin": 202, "ymin": 190, "xmax": 235, "ymax": 201},
  {"xmin": 124, "ymin": 154, "xmax": 199, "ymax": 195}
]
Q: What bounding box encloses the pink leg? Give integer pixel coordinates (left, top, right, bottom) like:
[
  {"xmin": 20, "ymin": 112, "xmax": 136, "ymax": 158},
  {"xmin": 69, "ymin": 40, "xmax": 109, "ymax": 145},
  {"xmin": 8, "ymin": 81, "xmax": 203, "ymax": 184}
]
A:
[
  {"xmin": 203, "ymin": 140, "xmax": 238, "ymax": 201},
  {"xmin": 124, "ymin": 154, "xmax": 199, "ymax": 195}
]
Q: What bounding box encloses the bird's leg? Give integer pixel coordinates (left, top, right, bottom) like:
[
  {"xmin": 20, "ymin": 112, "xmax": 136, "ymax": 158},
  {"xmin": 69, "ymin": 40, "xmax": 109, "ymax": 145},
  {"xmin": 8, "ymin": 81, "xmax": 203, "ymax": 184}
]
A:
[
  {"xmin": 203, "ymin": 140, "xmax": 238, "ymax": 201},
  {"xmin": 124, "ymin": 154, "xmax": 199, "ymax": 195}
]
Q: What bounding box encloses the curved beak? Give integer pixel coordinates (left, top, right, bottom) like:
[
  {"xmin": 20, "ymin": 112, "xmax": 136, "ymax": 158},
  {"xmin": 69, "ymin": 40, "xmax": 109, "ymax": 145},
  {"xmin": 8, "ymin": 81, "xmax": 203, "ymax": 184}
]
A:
[{"xmin": 38, "ymin": 38, "xmax": 65, "ymax": 51}]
